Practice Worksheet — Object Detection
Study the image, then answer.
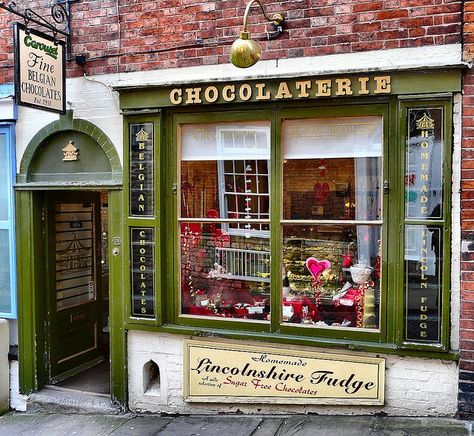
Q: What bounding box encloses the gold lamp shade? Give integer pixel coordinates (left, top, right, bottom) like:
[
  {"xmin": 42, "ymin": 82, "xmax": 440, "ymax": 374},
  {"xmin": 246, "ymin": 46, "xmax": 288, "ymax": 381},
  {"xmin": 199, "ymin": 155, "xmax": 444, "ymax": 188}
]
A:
[
  {"xmin": 229, "ymin": 31, "xmax": 261, "ymax": 68},
  {"xmin": 229, "ymin": 0, "xmax": 284, "ymax": 68}
]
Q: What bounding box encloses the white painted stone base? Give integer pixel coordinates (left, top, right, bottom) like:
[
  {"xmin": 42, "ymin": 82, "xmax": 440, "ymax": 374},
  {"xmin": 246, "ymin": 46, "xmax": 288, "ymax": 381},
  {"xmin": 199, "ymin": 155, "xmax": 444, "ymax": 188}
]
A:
[
  {"xmin": 0, "ymin": 319, "xmax": 8, "ymax": 413},
  {"xmin": 9, "ymin": 361, "xmax": 27, "ymax": 412},
  {"xmin": 128, "ymin": 331, "xmax": 458, "ymax": 416}
]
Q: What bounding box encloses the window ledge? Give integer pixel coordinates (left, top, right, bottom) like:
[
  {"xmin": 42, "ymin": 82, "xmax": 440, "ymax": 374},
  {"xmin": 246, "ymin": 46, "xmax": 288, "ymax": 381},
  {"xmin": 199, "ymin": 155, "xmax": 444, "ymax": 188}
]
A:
[{"xmin": 124, "ymin": 322, "xmax": 458, "ymax": 361}]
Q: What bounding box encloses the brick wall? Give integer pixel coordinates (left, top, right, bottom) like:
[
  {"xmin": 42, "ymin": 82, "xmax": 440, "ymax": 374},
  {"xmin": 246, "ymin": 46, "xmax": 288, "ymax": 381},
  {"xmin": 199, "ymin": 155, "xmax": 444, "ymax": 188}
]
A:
[
  {"xmin": 459, "ymin": 0, "xmax": 474, "ymax": 420},
  {"xmin": 0, "ymin": 0, "xmax": 463, "ymax": 83}
]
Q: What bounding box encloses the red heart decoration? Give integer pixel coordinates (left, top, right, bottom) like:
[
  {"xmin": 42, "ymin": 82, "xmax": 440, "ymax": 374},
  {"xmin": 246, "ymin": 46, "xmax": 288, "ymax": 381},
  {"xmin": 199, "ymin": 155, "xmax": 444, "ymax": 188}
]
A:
[
  {"xmin": 305, "ymin": 257, "xmax": 331, "ymax": 281},
  {"xmin": 314, "ymin": 182, "xmax": 330, "ymax": 205}
]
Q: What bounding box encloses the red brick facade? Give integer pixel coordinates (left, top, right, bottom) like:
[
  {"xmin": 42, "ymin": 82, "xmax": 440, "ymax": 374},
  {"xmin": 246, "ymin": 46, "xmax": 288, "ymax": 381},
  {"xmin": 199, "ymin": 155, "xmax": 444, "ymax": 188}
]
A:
[
  {"xmin": 459, "ymin": 0, "xmax": 474, "ymax": 420},
  {"xmin": 2, "ymin": 0, "xmax": 474, "ymax": 416},
  {"xmin": 0, "ymin": 1, "xmax": 463, "ymax": 82}
]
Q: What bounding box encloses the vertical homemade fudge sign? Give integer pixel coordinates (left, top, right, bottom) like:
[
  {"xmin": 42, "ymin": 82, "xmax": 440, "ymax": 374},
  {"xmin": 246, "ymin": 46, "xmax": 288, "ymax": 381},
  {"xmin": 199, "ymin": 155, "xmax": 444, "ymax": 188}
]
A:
[
  {"xmin": 130, "ymin": 123, "xmax": 154, "ymax": 216},
  {"xmin": 405, "ymin": 225, "xmax": 442, "ymax": 343},
  {"xmin": 405, "ymin": 108, "xmax": 443, "ymax": 220},
  {"xmin": 130, "ymin": 227, "xmax": 155, "ymax": 318},
  {"xmin": 184, "ymin": 340, "xmax": 385, "ymax": 405},
  {"xmin": 14, "ymin": 23, "xmax": 66, "ymax": 114}
]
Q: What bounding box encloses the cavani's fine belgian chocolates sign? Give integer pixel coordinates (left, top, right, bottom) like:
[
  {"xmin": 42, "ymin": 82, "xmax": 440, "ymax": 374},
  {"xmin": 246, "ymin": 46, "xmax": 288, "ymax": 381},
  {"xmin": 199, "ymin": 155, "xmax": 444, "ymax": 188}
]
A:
[
  {"xmin": 184, "ymin": 340, "xmax": 385, "ymax": 405},
  {"xmin": 14, "ymin": 23, "xmax": 66, "ymax": 114}
]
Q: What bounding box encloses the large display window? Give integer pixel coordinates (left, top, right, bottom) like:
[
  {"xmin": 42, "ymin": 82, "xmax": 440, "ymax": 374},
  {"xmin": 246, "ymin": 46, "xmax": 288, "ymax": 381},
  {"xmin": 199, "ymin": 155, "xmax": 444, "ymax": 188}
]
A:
[{"xmin": 124, "ymin": 96, "xmax": 453, "ymax": 354}]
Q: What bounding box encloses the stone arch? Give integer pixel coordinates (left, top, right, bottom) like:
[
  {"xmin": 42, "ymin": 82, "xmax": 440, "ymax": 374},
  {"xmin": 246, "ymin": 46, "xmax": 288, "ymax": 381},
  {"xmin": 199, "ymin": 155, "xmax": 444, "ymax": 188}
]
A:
[{"xmin": 17, "ymin": 111, "xmax": 122, "ymax": 186}]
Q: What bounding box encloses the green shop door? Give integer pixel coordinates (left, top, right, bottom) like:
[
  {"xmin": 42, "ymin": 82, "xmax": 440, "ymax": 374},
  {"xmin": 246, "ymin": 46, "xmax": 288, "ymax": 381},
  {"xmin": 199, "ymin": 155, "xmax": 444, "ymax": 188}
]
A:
[{"xmin": 46, "ymin": 192, "xmax": 105, "ymax": 381}]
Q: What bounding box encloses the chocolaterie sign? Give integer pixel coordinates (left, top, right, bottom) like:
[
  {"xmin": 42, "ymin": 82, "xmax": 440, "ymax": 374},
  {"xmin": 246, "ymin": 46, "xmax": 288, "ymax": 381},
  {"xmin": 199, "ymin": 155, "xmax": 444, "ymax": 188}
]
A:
[
  {"xmin": 14, "ymin": 23, "xmax": 66, "ymax": 114},
  {"xmin": 184, "ymin": 340, "xmax": 385, "ymax": 405},
  {"xmin": 169, "ymin": 75, "xmax": 392, "ymax": 106}
]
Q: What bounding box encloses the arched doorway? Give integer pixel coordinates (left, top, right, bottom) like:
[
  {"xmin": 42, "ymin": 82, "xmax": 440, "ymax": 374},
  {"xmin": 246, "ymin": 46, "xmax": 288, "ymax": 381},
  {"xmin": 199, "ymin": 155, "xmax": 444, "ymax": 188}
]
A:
[{"xmin": 15, "ymin": 112, "xmax": 126, "ymax": 404}]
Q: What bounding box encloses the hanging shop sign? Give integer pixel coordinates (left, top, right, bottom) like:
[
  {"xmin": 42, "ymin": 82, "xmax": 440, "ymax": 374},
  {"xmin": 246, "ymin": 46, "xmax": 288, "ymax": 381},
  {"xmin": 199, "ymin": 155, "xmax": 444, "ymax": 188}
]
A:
[
  {"xmin": 129, "ymin": 123, "xmax": 154, "ymax": 217},
  {"xmin": 169, "ymin": 75, "xmax": 392, "ymax": 106},
  {"xmin": 184, "ymin": 340, "xmax": 385, "ymax": 405},
  {"xmin": 14, "ymin": 23, "xmax": 66, "ymax": 114},
  {"xmin": 130, "ymin": 227, "xmax": 155, "ymax": 318}
]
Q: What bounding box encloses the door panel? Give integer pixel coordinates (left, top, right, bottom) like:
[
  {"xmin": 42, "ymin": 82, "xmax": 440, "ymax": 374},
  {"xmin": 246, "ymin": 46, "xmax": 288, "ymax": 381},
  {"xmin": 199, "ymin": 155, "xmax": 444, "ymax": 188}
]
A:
[{"xmin": 47, "ymin": 192, "xmax": 103, "ymax": 380}]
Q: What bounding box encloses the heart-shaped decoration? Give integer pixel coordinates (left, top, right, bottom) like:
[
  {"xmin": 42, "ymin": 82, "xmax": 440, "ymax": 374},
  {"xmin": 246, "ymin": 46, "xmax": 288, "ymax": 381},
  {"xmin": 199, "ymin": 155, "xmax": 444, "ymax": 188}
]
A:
[
  {"xmin": 314, "ymin": 182, "xmax": 330, "ymax": 205},
  {"xmin": 305, "ymin": 257, "xmax": 331, "ymax": 281}
]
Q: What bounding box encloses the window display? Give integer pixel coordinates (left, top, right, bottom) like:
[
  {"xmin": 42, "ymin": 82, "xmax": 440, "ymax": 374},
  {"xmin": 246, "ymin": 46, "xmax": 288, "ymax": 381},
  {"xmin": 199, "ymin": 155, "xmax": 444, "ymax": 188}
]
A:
[
  {"xmin": 281, "ymin": 116, "xmax": 383, "ymax": 330},
  {"xmin": 180, "ymin": 122, "xmax": 271, "ymax": 320}
]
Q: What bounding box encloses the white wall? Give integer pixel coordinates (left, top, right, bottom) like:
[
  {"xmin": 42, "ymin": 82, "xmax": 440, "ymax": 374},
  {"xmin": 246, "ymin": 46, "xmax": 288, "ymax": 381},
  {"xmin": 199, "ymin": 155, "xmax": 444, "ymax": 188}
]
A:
[
  {"xmin": 0, "ymin": 319, "xmax": 9, "ymax": 413},
  {"xmin": 128, "ymin": 331, "xmax": 458, "ymax": 416}
]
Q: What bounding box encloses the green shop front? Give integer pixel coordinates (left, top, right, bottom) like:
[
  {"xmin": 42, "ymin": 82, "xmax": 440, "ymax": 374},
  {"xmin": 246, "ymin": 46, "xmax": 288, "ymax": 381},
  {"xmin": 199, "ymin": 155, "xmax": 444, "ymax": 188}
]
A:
[{"xmin": 16, "ymin": 68, "xmax": 461, "ymax": 414}]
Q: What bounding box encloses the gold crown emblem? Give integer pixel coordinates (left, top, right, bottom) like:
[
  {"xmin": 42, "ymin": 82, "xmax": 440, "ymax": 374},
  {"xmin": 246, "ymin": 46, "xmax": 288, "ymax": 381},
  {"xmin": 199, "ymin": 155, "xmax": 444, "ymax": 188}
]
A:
[
  {"xmin": 135, "ymin": 128, "xmax": 149, "ymax": 142},
  {"xmin": 416, "ymin": 114, "xmax": 435, "ymax": 130}
]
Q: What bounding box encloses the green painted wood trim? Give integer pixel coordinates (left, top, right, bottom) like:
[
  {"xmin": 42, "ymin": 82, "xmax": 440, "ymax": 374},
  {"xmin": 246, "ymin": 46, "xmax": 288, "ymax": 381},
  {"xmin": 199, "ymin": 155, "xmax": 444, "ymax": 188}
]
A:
[
  {"xmin": 108, "ymin": 189, "xmax": 127, "ymax": 406},
  {"xmin": 122, "ymin": 93, "xmax": 457, "ymax": 361},
  {"xmin": 122, "ymin": 114, "xmax": 162, "ymax": 326},
  {"xmin": 397, "ymin": 97, "xmax": 453, "ymax": 352},
  {"xmin": 118, "ymin": 70, "xmax": 461, "ymax": 111},
  {"xmin": 17, "ymin": 111, "xmax": 122, "ymax": 184},
  {"xmin": 16, "ymin": 190, "xmax": 47, "ymax": 394}
]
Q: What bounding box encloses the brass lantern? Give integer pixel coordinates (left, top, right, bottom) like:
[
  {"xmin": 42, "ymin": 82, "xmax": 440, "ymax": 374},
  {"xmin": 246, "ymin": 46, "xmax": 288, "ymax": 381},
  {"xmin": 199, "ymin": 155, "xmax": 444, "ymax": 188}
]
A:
[{"xmin": 230, "ymin": 0, "xmax": 285, "ymax": 68}]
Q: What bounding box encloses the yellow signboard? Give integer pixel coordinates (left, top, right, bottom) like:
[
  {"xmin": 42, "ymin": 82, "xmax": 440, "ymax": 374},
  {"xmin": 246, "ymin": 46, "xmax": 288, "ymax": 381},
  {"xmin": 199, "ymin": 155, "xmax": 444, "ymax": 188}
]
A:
[
  {"xmin": 184, "ymin": 340, "xmax": 385, "ymax": 405},
  {"xmin": 14, "ymin": 23, "xmax": 66, "ymax": 114}
]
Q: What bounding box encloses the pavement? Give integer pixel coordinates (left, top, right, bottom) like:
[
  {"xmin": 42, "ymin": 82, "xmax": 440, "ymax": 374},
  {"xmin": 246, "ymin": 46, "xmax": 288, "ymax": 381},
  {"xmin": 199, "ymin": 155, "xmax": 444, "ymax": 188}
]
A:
[{"xmin": 0, "ymin": 412, "xmax": 472, "ymax": 436}]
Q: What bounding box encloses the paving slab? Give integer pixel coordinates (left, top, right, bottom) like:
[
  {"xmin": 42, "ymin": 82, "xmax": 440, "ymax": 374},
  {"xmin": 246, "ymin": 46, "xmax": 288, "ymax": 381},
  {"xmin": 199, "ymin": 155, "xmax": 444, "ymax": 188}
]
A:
[
  {"xmin": 155, "ymin": 416, "xmax": 262, "ymax": 436},
  {"xmin": 0, "ymin": 413, "xmax": 129, "ymax": 436},
  {"xmin": 252, "ymin": 418, "xmax": 285, "ymax": 436},
  {"xmin": 110, "ymin": 415, "xmax": 173, "ymax": 435},
  {"xmin": 277, "ymin": 416, "xmax": 470, "ymax": 436},
  {"xmin": 0, "ymin": 413, "xmax": 59, "ymax": 435}
]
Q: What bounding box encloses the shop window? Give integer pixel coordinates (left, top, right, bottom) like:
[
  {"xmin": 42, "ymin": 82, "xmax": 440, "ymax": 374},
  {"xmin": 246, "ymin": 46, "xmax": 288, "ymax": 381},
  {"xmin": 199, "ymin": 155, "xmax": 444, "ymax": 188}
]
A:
[
  {"xmin": 180, "ymin": 122, "xmax": 271, "ymax": 320},
  {"xmin": 281, "ymin": 116, "xmax": 382, "ymax": 330},
  {"xmin": 125, "ymin": 98, "xmax": 452, "ymax": 353},
  {"xmin": 0, "ymin": 125, "xmax": 16, "ymax": 318}
]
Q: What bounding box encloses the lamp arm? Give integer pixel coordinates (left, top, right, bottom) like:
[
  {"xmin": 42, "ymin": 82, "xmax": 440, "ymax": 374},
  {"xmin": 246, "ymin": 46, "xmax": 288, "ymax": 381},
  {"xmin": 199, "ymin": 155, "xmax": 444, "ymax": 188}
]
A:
[{"xmin": 242, "ymin": 0, "xmax": 284, "ymax": 32}]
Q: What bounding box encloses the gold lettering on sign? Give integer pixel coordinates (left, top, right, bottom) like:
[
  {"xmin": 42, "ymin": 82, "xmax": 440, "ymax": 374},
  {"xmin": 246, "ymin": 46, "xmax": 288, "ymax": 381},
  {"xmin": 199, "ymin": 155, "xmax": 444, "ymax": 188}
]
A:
[
  {"xmin": 222, "ymin": 85, "xmax": 236, "ymax": 102},
  {"xmin": 239, "ymin": 83, "xmax": 252, "ymax": 101},
  {"xmin": 169, "ymin": 75, "xmax": 393, "ymax": 104},
  {"xmin": 255, "ymin": 83, "xmax": 271, "ymax": 100},
  {"xmin": 416, "ymin": 113, "xmax": 435, "ymax": 218},
  {"xmin": 295, "ymin": 80, "xmax": 311, "ymax": 98},
  {"xmin": 315, "ymin": 79, "xmax": 332, "ymax": 97},
  {"xmin": 335, "ymin": 78, "xmax": 353, "ymax": 96},
  {"xmin": 139, "ymin": 233, "xmax": 148, "ymax": 314},
  {"xmin": 185, "ymin": 87, "xmax": 202, "ymax": 104},
  {"xmin": 373, "ymin": 76, "xmax": 391, "ymax": 94},
  {"xmin": 419, "ymin": 228, "xmax": 430, "ymax": 338},
  {"xmin": 135, "ymin": 128, "xmax": 149, "ymax": 213},
  {"xmin": 170, "ymin": 88, "xmax": 182, "ymax": 105},
  {"xmin": 204, "ymin": 86, "xmax": 219, "ymax": 103},
  {"xmin": 358, "ymin": 77, "xmax": 370, "ymax": 95},
  {"xmin": 275, "ymin": 82, "xmax": 293, "ymax": 99}
]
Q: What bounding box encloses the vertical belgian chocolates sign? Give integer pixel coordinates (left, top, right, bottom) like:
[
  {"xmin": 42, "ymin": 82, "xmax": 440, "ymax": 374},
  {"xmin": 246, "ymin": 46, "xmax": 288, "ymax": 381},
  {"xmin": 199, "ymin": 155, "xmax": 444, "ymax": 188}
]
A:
[
  {"xmin": 130, "ymin": 123, "xmax": 154, "ymax": 216},
  {"xmin": 130, "ymin": 227, "xmax": 155, "ymax": 318},
  {"xmin": 14, "ymin": 23, "xmax": 66, "ymax": 114}
]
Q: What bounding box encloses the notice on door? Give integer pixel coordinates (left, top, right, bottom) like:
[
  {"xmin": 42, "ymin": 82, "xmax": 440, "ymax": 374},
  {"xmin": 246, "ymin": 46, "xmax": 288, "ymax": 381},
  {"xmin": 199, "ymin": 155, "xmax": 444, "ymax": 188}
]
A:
[
  {"xmin": 184, "ymin": 340, "xmax": 385, "ymax": 405},
  {"xmin": 14, "ymin": 23, "xmax": 66, "ymax": 114}
]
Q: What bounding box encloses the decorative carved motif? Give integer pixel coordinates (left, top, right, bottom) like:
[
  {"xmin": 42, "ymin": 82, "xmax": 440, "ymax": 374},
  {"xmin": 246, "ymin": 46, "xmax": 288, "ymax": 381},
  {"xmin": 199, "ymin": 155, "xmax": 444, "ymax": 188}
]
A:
[{"xmin": 62, "ymin": 140, "xmax": 78, "ymax": 161}]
